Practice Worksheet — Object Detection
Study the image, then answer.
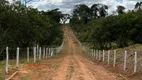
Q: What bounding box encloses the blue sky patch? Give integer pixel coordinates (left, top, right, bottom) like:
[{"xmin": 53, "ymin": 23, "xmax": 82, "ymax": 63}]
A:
[{"xmin": 116, "ymin": 0, "xmax": 123, "ymax": 3}]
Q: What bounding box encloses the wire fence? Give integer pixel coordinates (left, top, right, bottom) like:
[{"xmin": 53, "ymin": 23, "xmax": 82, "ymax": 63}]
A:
[
  {"xmin": 69, "ymin": 26, "xmax": 142, "ymax": 74},
  {"xmin": 0, "ymin": 41, "xmax": 64, "ymax": 79},
  {"xmin": 82, "ymin": 44, "xmax": 142, "ymax": 73}
]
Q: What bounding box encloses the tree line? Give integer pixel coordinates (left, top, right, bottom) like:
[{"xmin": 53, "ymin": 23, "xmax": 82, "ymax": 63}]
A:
[
  {"xmin": 0, "ymin": 1, "xmax": 63, "ymax": 55},
  {"xmin": 70, "ymin": 2, "xmax": 142, "ymax": 49}
]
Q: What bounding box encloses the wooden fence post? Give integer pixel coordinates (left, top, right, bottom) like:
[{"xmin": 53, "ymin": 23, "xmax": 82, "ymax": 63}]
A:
[
  {"xmin": 124, "ymin": 50, "xmax": 127, "ymax": 72},
  {"xmin": 103, "ymin": 50, "xmax": 105, "ymax": 62},
  {"xmin": 27, "ymin": 47, "xmax": 29, "ymax": 63},
  {"xmin": 113, "ymin": 50, "xmax": 116, "ymax": 67},
  {"xmin": 91, "ymin": 49, "xmax": 93, "ymax": 57},
  {"xmin": 6, "ymin": 47, "xmax": 9, "ymax": 74},
  {"xmin": 43, "ymin": 47, "xmax": 45, "ymax": 58},
  {"xmin": 49, "ymin": 48, "xmax": 51, "ymax": 56},
  {"xmin": 96, "ymin": 50, "xmax": 98, "ymax": 59},
  {"xmin": 107, "ymin": 50, "xmax": 110, "ymax": 65},
  {"xmin": 16, "ymin": 47, "xmax": 19, "ymax": 68},
  {"xmin": 48, "ymin": 48, "xmax": 50, "ymax": 56},
  {"xmin": 51, "ymin": 48, "xmax": 54, "ymax": 56},
  {"xmin": 46, "ymin": 48, "xmax": 48, "ymax": 58},
  {"xmin": 33, "ymin": 47, "xmax": 36, "ymax": 63},
  {"xmin": 99, "ymin": 50, "xmax": 101, "ymax": 60},
  {"xmin": 134, "ymin": 52, "xmax": 137, "ymax": 73},
  {"xmin": 36, "ymin": 45, "xmax": 39, "ymax": 57},
  {"xmin": 94, "ymin": 49, "xmax": 95, "ymax": 58},
  {"xmin": 39, "ymin": 47, "xmax": 41, "ymax": 60}
]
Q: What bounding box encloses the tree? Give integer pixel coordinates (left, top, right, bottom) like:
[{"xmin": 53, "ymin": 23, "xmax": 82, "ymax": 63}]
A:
[
  {"xmin": 135, "ymin": 2, "xmax": 142, "ymax": 10},
  {"xmin": 99, "ymin": 4, "xmax": 108, "ymax": 17},
  {"xmin": 0, "ymin": 0, "xmax": 8, "ymax": 4},
  {"xmin": 90, "ymin": 4, "xmax": 99, "ymax": 19},
  {"xmin": 117, "ymin": 5, "xmax": 125, "ymax": 14},
  {"xmin": 46, "ymin": 8, "xmax": 62, "ymax": 23},
  {"xmin": 22, "ymin": 0, "xmax": 33, "ymax": 6},
  {"xmin": 72, "ymin": 4, "xmax": 90, "ymax": 24},
  {"xmin": 61, "ymin": 14, "xmax": 70, "ymax": 24}
]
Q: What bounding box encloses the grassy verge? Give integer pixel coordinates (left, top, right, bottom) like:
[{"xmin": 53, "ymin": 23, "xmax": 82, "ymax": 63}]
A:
[{"xmin": 0, "ymin": 57, "xmax": 38, "ymax": 79}]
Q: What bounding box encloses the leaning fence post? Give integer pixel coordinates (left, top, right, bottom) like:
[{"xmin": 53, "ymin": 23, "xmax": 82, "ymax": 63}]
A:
[
  {"xmin": 33, "ymin": 47, "xmax": 36, "ymax": 63},
  {"xmin": 107, "ymin": 50, "xmax": 110, "ymax": 65},
  {"xmin": 134, "ymin": 52, "xmax": 137, "ymax": 73},
  {"xmin": 103, "ymin": 50, "xmax": 105, "ymax": 62},
  {"xmin": 27, "ymin": 47, "xmax": 29, "ymax": 63},
  {"xmin": 39, "ymin": 47, "xmax": 41, "ymax": 60},
  {"xmin": 124, "ymin": 50, "xmax": 127, "ymax": 72},
  {"xmin": 6, "ymin": 47, "xmax": 9, "ymax": 74},
  {"xmin": 113, "ymin": 50, "xmax": 116, "ymax": 67},
  {"xmin": 16, "ymin": 47, "xmax": 20, "ymax": 68}
]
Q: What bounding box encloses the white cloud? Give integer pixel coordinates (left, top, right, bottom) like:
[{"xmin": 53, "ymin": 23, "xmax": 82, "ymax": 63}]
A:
[{"xmin": 22, "ymin": 0, "xmax": 142, "ymax": 14}]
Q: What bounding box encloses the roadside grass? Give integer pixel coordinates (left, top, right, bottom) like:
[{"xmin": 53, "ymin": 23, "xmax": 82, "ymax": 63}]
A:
[
  {"xmin": 82, "ymin": 44, "xmax": 142, "ymax": 73},
  {"xmin": 0, "ymin": 57, "xmax": 36, "ymax": 79}
]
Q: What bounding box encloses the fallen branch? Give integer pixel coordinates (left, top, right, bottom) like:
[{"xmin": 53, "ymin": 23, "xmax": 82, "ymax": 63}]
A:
[
  {"xmin": 5, "ymin": 71, "xmax": 18, "ymax": 80},
  {"xmin": 118, "ymin": 74, "xmax": 128, "ymax": 80}
]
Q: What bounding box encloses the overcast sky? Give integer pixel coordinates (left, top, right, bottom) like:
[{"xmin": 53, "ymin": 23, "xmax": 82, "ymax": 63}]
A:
[{"xmin": 10, "ymin": 0, "xmax": 142, "ymax": 14}]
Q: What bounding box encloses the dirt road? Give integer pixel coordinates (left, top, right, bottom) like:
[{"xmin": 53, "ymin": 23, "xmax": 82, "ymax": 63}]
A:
[{"xmin": 12, "ymin": 25, "xmax": 119, "ymax": 80}]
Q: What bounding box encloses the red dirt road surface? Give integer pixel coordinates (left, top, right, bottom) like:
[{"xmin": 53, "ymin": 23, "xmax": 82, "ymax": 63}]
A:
[{"xmin": 12, "ymin": 25, "xmax": 122, "ymax": 80}]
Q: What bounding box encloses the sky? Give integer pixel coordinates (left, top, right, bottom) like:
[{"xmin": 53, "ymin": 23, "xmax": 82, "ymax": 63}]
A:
[{"xmin": 9, "ymin": 0, "xmax": 142, "ymax": 15}]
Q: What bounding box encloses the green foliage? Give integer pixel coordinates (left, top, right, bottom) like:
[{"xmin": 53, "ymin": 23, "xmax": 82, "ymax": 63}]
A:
[
  {"xmin": 0, "ymin": 4, "xmax": 63, "ymax": 52},
  {"xmin": 71, "ymin": 9, "xmax": 142, "ymax": 49}
]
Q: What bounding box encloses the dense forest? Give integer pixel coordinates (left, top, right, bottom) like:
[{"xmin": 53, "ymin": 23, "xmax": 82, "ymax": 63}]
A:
[
  {"xmin": 70, "ymin": 2, "xmax": 142, "ymax": 50},
  {"xmin": 0, "ymin": 1, "xmax": 63, "ymax": 55}
]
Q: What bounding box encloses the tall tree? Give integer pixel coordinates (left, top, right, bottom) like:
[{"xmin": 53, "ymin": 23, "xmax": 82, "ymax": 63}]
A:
[
  {"xmin": 117, "ymin": 5, "xmax": 125, "ymax": 14},
  {"xmin": 72, "ymin": 4, "xmax": 90, "ymax": 24},
  {"xmin": 135, "ymin": 2, "xmax": 142, "ymax": 10},
  {"xmin": 46, "ymin": 8, "xmax": 62, "ymax": 23},
  {"xmin": 91, "ymin": 4, "xmax": 99, "ymax": 19},
  {"xmin": 99, "ymin": 4, "xmax": 108, "ymax": 17}
]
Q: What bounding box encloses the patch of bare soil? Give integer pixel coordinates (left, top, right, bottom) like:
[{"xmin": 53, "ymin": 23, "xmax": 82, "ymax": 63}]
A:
[{"xmin": 12, "ymin": 25, "xmax": 119, "ymax": 80}]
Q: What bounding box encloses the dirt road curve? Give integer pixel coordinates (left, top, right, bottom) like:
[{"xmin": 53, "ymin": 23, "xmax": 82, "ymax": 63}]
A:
[{"xmin": 12, "ymin": 25, "xmax": 119, "ymax": 80}]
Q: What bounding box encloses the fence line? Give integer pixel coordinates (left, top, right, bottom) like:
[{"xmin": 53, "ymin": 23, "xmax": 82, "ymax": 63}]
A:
[
  {"xmin": 27, "ymin": 47, "xmax": 29, "ymax": 63},
  {"xmin": 107, "ymin": 50, "xmax": 110, "ymax": 65},
  {"xmin": 124, "ymin": 51, "xmax": 127, "ymax": 72},
  {"xmin": 103, "ymin": 50, "xmax": 105, "ymax": 62},
  {"xmin": 4, "ymin": 40, "xmax": 64, "ymax": 74},
  {"xmin": 82, "ymin": 44, "xmax": 140, "ymax": 73},
  {"xmin": 134, "ymin": 52, "xmax": 137, "ymax": 73},
  {"xmin": 113, "ymin": 50, "xmax": 116, "ymax": 67},
  {"xmin": 6, "ymin": 47, "xmax": 9, "ymax": 74},
  {"xmin": 16, "ymin": 47, "xmax": 19, "ymax": 68}
]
